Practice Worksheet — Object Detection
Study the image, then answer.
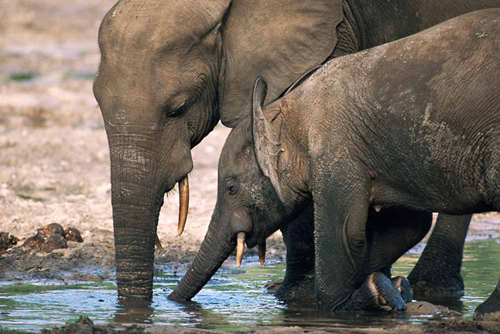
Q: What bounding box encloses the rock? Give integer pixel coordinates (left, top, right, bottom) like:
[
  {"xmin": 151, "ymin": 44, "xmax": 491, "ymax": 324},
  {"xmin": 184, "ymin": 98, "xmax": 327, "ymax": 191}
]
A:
[
  {"xmin": 64, "ymin": 227, "xmax": 83, "ymax": 242},
  {"xmin": 23, "ymin": 234, "xmax": 45, "ymax": 251},
  {"xmin": 264, "ymin": 279, "xmax": 284, "ymax": 295},
  {"xmin": 0, "ymin": 232, "xmax": 7, "ymax": 251},
  {"xmin": 37, "ymin": 223, "xmax": 64, "ymax": 239},
  {"xmin": 405, "ymin": 301, "xmax": 440, "ymax": 315},
  {"xmin": 42, "ymin": 234, "xmax": 68, "ymax": 252},
  {"xmin": 40, "ymin": 316, "xmax": 145, "ymax": 334},
  {"xmin": 0, "ymin": 232, "xmax": 18, "ymax": 252},
  {"xmin": 436, "ymin": 304, "xmax": 461, "ymax": 316}
]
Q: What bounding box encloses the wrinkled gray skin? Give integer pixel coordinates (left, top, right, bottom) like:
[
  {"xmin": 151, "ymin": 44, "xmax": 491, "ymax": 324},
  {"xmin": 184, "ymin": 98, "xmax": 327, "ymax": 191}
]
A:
[
  {"xmin": 170, "ymin": 10, "xmax": 500, "ymax": 313},
  {"xmin": 94, "ymin": 0, "xmax": 500, "ymax": 300}
]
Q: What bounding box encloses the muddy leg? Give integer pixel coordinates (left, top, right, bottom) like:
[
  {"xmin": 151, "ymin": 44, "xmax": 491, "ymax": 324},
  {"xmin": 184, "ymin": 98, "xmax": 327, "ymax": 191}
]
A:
[
  {"xmin": 274, "ymin": 205, "xmax": 423, "ymax": 305},
  {"xmin": 391, "ymin": 276, "xmax": 413, "ymax": 303},
  {"xmin": 362, "ymin": 208, "xmax": 432, "ymax": 304},
  {"xmin": 474, "ymin": 279, "xmax": 500, "ymax": 321},
  {"xmin": 343, "ymin": 272, "xmax": 406, "ymax": 311},
  {"xmin": 408, "ymin": 214, "xmax": 471, "ymax": 297},
  {"xmin": 313, "ymin": 176, "xmax": 418, "ymax": 312},
  {"xmin": 378, "ymin": 268, "xmax": 413, "ymax": 303},
  {"xmin": 319, "ymin": 205, "xmax": 431, "ymax": 311},
  {"xmin": 275, "ymin": 206, "xmax": 315, "ymax": 302}
]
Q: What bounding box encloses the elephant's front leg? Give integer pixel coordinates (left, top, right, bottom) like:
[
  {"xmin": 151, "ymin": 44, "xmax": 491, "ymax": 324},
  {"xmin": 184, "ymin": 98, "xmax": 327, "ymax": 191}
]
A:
[
  {"xmin": 313, "ymin": 179, "xmax": 406, "ymax": 312},
  {"xmin": 276, "ymin": 206, "xmax": 316, "ymax": 302},
  {"xmin": 408, "ymin": 214, "xmax": 472, "ymax": 297}
]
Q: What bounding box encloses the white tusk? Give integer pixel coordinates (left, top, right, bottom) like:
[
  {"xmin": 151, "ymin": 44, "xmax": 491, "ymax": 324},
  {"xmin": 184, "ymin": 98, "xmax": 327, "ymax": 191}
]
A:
[
  {"xmin": 258, "ymin": 242, "xmax": 266, "ymax": 265},
  {"xmin": 236, "ymin": 232, "xmax": 245, "ymax": 267},
  {"xmin": 155, "ymin": 234, "xmax": 164, "ymax": 251},
  {"xmin": 177, "ymin": 176, "xmax": 189, "ymax": 236}
]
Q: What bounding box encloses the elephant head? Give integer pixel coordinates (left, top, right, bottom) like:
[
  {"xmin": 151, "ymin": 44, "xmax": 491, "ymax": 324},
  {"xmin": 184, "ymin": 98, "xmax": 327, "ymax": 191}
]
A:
[
  {"xmin": 169, "ymin": 79, "xmax": 310, "ymax": 301},
  {"xmin": 168, "ymin": 117, "xmax": 292, "ymax": 301},
  {"xmin": 93, "ymin": 0, "xmax": 342, "ymax": 300}
]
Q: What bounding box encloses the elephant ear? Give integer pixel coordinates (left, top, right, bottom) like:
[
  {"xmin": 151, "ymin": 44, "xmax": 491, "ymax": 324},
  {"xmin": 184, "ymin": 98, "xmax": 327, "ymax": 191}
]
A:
[
  {"xmin": 220, "ymin": 0, "xmax": 343, "ymax": 127},
  {"xmin": 251, "ymin": 78, "xmax": 284, "ymax": 202}
]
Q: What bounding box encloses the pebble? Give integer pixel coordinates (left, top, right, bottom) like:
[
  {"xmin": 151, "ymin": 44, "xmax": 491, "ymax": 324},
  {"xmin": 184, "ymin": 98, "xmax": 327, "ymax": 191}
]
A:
[
  {"xmin": 36, "ymin": 223, "xmax": 64, "ymax": 239},
  {"xmin": 23, "ymin": 234, "xmax": 45, "ymax": 251},
  {"xmin": 42, "ymin": 234, "xmax": 68, "ymax": 252},
  {"xmin": 405, "ymin": 301, "xmax": 440, "ymax": 315},
  {"xmin": 64, "ymin": 227, "xmax": 84, "ymax": 242}
]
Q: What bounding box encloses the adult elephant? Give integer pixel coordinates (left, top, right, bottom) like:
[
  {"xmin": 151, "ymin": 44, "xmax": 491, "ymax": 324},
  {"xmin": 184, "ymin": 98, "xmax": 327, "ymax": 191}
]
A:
[{"xmin": 93, "ymin": 0, "xmax": 498, "ymax": 300}]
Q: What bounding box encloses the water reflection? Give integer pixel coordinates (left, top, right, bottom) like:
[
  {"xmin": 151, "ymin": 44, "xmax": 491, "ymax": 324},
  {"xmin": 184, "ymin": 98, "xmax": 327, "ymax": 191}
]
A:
[
  {"xmin": 176, "ymin": 300, "xmax": 233, "ymax": 328},
  {"xmin": 114, "ymin": 299, "xmax": 154, "ymax": 324},
  {"xmin": 0, "ymin": 239, "xmax": 498, "ymax": 332},
  {"xmin": 278, "ymin": 300, "xmax": 413, "ymax": 330}
]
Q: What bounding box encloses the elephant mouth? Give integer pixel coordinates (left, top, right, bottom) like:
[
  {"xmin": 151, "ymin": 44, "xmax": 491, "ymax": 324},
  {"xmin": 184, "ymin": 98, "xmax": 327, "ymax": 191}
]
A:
[
  {"xmin": 155, "ymin": 175, "xmax": 189, "ymax": 250},
  {"xmin": 244, "ymin": 234, "xmax": 258, "ymax": 249},
  {"xmin": 163, "ymin": 175, "xmax": 190, "ymax": 237},
  {"xmin": 234, "ymin": 232, "xmax": 266, "ymax": 266}
]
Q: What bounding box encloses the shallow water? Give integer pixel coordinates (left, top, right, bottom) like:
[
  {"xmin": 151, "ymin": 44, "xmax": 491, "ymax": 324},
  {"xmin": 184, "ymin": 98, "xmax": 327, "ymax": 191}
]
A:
[{"xmin": 1, "ymin": 239, "xmax": 499, "ymax": 332}]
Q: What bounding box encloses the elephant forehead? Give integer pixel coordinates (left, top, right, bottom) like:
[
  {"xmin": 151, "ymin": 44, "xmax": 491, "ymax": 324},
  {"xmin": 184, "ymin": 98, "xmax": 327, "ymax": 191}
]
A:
[
  {"xmin": 97, "ymin": 95, "xmax": 165, "ymax": 127},
  {"xmin": 100, "ymin": 0, "xmax": 225, "ymax": 53}
]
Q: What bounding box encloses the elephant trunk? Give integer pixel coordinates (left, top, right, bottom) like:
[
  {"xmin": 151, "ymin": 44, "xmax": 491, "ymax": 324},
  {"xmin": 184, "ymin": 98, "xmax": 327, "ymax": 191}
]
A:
[
  {"xmin": 169, "ymin": 210, "xmax": 235, "ymax": 301},
  {"xmin": 107, "ymin": 132, "xmax": 166, "ymax": 300},
  {"xmin": 113, "ymin": 202, "xmax": 158, "ymax": 299}
]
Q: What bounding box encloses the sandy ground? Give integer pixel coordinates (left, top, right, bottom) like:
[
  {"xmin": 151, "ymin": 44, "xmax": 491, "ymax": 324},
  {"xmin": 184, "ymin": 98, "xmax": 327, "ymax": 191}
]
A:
[
  {"xmin": 0, "ymin": 1, "xmax": 499, "ymax": 333},
  {"xmin": 0, "ymin": 0, "xmax": 242, "ymax": 271}
]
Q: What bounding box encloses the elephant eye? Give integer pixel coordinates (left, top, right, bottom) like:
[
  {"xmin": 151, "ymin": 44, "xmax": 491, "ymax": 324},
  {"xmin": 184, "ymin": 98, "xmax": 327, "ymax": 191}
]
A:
[
  {"xmin": 226, "ymin": 180, "xmax": 239, "ymax": 196},
  {"xmin": 166, "ymin": 102, "xmax": 187, "ymax": 117},
  {"xmin": 175, "ymin": 103, "xmax": 187, "ymax": 115}
]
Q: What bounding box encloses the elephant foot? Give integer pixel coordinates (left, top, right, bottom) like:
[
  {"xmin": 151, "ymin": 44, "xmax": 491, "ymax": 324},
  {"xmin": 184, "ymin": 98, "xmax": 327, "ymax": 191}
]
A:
[
  {"xmin": 391, "ymin": 276, "xmax": 412, "ymax": 303},
  {"xmin": 473, "ymin": 280, "xmax": 500, "ymax": 321},
  {"xmin": 268, "ymin": 273, "xmax": 316, "ymax": 304},
  {"xmin": 343, "ymin": 272, "xmax": 406, "ymax": 312},
  {"xmin": 408, "ymin": 270, "xmax": 464, "ymax": 297},
  {"xmin": 407, "ymin": 214, "xmax": 471, "ymax": 298}
]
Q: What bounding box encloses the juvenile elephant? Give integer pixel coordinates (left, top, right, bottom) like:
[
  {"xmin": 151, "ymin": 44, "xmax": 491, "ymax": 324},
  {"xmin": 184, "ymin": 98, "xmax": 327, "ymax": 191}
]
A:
[
  {"xmin": 94, "ymin": 0, "xmax": 500, "ymax": 300},
  {"xmin": 169, "ymin": 10, "xmax": 500, "ymax": 313}
]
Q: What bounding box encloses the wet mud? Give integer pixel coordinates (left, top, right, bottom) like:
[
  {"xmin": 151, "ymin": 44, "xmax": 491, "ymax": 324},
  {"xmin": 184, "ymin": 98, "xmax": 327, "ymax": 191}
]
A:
[
  {"xmin": 1, "ymin": 1, "xmax": 499, "ymax": 333},
  {"xmin": 40, "ymin": 313, "xmax": 500, "ymax": 334}
]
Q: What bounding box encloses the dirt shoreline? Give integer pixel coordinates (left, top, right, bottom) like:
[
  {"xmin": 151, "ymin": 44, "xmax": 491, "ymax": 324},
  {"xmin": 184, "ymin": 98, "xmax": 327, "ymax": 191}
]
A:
[
  {"xmin": 1, "ymin": 1, "xmax": 499, "ymax": 333},
  {"xmin": 37, "ymin": 315, "xmax": 500, "ymax": 334}
]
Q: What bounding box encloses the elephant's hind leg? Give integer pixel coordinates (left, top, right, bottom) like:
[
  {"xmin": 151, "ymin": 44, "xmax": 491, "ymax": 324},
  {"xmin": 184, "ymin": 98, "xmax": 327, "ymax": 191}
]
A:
[
  {"xmin": 474, "ymin": 279, "xmax": 500, "ymax": 321},
  {"xmin": 361, "ymin": 208, "xmax": 432, "ymax": 304},
  {"xmin": 363, "ymin": 207, "xmax": 432, "ymax": 274},
  {"xmin": 408, "ymin": 214, "xmax": 471, "ymax": 297}
]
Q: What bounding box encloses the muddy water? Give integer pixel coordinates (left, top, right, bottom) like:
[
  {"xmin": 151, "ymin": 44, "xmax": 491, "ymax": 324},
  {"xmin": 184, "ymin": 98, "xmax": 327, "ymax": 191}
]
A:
[{"xmin": 1, "ymin": 239, "xmax": 499, "ymax": 332}]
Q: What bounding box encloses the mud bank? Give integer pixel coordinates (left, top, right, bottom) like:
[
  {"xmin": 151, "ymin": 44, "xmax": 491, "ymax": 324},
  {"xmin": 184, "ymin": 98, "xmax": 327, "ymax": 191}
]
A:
[{"xmin": 39, "ymin": 315, "xmax": 500, "ymax": 334}]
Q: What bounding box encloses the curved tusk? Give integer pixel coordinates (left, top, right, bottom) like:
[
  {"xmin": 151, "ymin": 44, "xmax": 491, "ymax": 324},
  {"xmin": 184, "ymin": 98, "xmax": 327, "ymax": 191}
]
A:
[
  {"xmin": 177, "ymin": 176, "xmax": 189, "ymax": 236},
  {"xmin": 155, "ymin": 234, "xmax": 164, "ymax": 251},
  {"xmin": 236, "ymin": 232, "xmax": 246, "ymax": 267},
  {"xmin": 258, "ymin": 242, "xmax": 266, "ymax": 265}
]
